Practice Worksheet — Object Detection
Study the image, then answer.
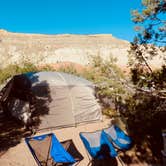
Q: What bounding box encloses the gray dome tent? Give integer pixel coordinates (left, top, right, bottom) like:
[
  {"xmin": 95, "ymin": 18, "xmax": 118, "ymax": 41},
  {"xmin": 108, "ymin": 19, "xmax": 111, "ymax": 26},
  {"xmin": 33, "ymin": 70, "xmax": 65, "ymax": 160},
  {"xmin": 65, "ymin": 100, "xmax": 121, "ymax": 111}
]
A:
[{"xmin": 0, "ymin": 71, "xmax": 102, "ymax": 130}]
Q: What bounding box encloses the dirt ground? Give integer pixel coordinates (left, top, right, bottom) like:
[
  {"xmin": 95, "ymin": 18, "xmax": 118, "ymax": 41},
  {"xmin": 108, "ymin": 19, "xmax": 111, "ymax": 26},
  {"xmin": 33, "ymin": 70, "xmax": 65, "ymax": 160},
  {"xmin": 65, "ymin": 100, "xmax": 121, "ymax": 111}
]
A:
[{"xmin": 0, "ymin": 116, "xmax": 126, "ymax": 166}]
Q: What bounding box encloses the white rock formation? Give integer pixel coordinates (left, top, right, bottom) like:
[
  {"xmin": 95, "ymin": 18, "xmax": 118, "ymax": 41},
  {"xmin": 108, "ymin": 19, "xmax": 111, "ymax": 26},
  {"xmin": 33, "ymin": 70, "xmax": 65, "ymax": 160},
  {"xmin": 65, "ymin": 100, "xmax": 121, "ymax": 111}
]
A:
[{"xmin": 0, "ymin": 30, "xmax": 164, "ymax": 69}]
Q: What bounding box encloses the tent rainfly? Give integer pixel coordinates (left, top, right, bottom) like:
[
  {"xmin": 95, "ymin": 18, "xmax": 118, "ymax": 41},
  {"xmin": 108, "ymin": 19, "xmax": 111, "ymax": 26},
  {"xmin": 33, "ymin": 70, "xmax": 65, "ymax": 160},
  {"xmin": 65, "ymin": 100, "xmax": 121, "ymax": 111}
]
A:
[{"xmin": 0, "ymin": 71, "xmax": 102, "ymax": 130}]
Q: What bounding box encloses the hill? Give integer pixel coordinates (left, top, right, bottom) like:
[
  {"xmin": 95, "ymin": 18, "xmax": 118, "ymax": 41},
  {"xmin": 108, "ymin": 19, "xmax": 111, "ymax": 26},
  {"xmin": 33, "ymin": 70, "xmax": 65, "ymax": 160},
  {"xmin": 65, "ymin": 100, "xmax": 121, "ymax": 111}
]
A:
[{"xmin": 0, "ymin": 30, "xmax": 163, "ymax": 69}]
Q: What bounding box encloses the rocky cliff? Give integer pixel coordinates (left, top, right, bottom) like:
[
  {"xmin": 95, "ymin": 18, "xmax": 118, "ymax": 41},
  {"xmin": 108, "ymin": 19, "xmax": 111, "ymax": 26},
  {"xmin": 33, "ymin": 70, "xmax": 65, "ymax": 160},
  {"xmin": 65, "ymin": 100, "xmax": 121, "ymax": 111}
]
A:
[{"xmin": 0, "ymin": 30, "xmax": 163, "ymax": 69}]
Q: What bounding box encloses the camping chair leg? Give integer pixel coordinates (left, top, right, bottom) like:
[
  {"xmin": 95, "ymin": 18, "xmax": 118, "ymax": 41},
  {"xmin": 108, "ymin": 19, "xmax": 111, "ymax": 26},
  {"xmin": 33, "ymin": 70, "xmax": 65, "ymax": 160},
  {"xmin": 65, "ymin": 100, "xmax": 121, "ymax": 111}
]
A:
[
  {"xmin": 117, "ymin": 156, "xmax": 124, "ymax": 166},
  {"xmin": 86, "ymin": 159, "xmax": 94, "ymax": 166},
  {"xmin": 84, "ymin": 145, "xmax": 92, "ymax": 166},
  {"xmin": 72, "ymin": 161, "xmax": 81, "ymax": 166},
  {"xmin": 87, "ymin": 160, "xmax": 92, "ymax": 166}
]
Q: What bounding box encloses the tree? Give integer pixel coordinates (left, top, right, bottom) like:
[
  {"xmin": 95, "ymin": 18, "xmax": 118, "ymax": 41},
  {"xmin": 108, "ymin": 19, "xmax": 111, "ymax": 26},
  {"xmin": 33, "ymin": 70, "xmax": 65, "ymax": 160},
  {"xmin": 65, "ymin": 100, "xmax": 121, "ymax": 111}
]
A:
[
  {"xmin": 129, "ymin": 0, "xmax": 166, "ymax": 90},
  {"xmin": 129, "ymin": 0, "xmax": 166, "ymax": 74},
  {"xmin": 119, "ymin": 2, "xmax": 166, "ymax": 163},
  {"xmin": 128, "ymin": 0, "xmax": 166, "ymax": 124}
]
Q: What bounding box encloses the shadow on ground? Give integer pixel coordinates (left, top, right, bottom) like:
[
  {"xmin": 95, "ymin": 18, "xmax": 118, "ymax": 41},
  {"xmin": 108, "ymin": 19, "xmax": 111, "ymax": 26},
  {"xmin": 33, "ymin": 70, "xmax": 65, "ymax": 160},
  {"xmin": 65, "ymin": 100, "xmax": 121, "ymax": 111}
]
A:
[
  {"xmin": 115, "ymin": 95, "xmax": 166, "ymax": 165},
  {"xmin": 119, "ymin": 126, "xmax": 163, "ymax": 165},
  {"xmin": 91, "ymin": 157, "xmax": 118, "ymax": 166},
  {"xmin": 0, "ymin": 111, "xmax": 31, "ymax": 155},
  {"xmin": 0, "ymin": 78, "xmax": 52, "ymax": 155}
]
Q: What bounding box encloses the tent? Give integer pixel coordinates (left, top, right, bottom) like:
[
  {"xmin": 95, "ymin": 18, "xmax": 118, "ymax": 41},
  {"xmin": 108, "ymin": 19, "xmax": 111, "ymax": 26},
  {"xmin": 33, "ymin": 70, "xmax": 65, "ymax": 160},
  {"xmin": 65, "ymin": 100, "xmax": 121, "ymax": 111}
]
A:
[{"xmin": 0, "ymin": 71, "xmax": 102, "ymax": 129}]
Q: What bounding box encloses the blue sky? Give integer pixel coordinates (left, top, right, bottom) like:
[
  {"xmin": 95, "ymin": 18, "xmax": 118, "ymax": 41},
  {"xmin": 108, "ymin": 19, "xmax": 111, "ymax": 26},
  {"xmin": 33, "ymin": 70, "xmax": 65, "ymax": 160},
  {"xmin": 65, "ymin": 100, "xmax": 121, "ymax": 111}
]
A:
[{"xmin": 0, "ymin": 0, "xmax": 141, "ymax": 41}]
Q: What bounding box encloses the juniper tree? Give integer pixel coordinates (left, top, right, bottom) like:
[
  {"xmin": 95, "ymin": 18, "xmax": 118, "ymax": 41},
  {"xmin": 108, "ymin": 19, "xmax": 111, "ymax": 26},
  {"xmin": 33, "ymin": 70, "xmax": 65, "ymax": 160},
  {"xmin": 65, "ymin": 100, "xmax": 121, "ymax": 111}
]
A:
[{"xmin": 129, "ymin": 0, "xmax": 166, "ymax": 89}]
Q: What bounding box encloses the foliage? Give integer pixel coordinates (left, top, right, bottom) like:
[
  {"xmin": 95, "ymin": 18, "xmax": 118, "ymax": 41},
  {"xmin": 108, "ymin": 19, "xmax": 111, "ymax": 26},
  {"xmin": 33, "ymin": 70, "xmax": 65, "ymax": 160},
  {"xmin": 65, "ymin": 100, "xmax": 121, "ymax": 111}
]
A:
[
  {"xmin": 129, "ymin": 0, "xmax": 166, "ymax": 107},
  {"xmin": 131, "ymin": 65, "xmax": 166, "ymax": 89},
  {"xmin": 0, "ymin": 63, "xmax": 38, "ymax": 85},
  {"xmin": 131, "ymin": 0, "xmax": 166, "ymax": 45},
  {"xmin": 120, "ymin": 1, "xmax": 166, "ymax": 163},
  {"xmin": 82, "ymin": 55, "xmax": 133, "ymax": 108},
  {"xmin": 129, "ymin": 0, "xmax": 166, "ymax": 96},
  {"xmin": 130, "ymin": 0, "xmax": 166, "ymax": 72},
  {"xmin": 57, "ymin": 65, "xmax": 80, "ymax": 76},
  {"xmin": 54, "ymin": 55, "xmax": 132, "ymax": 109},
  {"xmin": 0, "ymin": 62, "xmax": 81, "ymax": 85}
]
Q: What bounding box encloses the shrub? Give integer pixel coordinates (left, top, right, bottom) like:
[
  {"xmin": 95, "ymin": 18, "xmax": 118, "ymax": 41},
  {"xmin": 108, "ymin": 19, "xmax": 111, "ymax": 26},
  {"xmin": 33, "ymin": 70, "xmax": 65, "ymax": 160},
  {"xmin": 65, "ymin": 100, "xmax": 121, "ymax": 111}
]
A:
[{"xmin": 0, "ymin": 63, "xmax": 38, "ymax": 85}]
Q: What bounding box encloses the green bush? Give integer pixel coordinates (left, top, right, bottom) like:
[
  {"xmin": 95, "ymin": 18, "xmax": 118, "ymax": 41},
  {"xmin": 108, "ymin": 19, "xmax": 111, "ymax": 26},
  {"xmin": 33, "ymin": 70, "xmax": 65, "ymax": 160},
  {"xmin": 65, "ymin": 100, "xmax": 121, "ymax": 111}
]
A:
[
  {"xmin": 83, "ymin": 55, "xmax": 132, "ymax": 104},
  {"xmin": 56, "ymin": 65, "xmax": 80, "ymax": 76},
  {"xmin": 0, "ymin": 63, "xmax": 38, "ymax": 84}
]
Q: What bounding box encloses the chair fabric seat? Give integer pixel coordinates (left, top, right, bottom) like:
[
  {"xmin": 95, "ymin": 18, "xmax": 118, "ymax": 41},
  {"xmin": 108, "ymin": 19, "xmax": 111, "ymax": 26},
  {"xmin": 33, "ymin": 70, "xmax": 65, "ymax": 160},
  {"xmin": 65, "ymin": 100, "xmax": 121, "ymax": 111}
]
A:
[
  {"xmin": 79, "ymin": 130, "xmax": 117, "ymax": 159},
  {"xmin": 25, "ymin": 133, "xmax": 83, "ymax": 166},
  {"xmin": 103, "ymin": 125, "xmax": 132, "ymax": 150},
  {"xmin": 79, "ymin": 125, "xmax": 132, "ymax": 164}
]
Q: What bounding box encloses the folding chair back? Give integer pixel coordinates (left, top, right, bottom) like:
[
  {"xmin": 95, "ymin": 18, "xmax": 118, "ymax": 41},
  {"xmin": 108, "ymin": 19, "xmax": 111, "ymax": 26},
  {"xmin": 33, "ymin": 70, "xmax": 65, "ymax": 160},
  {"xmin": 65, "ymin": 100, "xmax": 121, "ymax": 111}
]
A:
[
  {"xmin": 61, "ymin": 139, "xmax": 84, "ymax": 164},
  {"xmin": 80, "ymin": 130, "xmax": 117, "ymax": 159},
  {"xmin": 103, "ymin": 125, "xmax": 132, "ymax": 150},
  {"xmin": 25, "ymin": 133, "xmax": 77, "ymax": 166}
]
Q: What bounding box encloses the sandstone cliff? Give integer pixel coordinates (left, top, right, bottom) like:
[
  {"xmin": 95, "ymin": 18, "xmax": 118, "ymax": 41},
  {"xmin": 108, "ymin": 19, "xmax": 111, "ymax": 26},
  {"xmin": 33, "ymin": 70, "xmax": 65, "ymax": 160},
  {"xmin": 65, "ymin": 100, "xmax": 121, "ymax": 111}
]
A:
[{"xmin": 0, "ymin": 30, "xmax": 163, "ymax": 69}]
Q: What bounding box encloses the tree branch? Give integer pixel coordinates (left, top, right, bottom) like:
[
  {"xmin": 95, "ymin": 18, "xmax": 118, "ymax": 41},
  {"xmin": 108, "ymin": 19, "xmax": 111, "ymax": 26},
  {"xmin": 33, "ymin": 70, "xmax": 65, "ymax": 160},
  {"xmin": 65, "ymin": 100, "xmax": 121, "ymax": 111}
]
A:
[{"xmin": 154, "ymin": 39, "xmax": 166, "ymax": 43}]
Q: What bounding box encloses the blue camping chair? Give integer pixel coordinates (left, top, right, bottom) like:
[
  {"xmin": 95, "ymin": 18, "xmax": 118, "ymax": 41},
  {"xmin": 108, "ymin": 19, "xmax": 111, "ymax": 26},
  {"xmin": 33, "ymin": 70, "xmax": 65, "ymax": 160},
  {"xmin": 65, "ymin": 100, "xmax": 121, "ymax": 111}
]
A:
[
  {"xmin": 79, "ymin": 130, "xmax": 118, "ymax": 165},
  {"xmin": 25, "ymin": 133, "xmax": 83, "ymax": 166},
  {"xmin": 103, "ymin": 125, "xmax": 132, "ymax": 150}
]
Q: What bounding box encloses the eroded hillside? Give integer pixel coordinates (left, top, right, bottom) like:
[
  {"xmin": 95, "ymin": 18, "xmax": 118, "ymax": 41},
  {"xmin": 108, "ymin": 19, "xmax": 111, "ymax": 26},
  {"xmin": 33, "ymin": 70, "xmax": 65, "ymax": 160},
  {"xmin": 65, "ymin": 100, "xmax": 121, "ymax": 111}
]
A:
[{"xmin": 0, "ymin": 30, "xmax": 163, "ymax": 69}]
